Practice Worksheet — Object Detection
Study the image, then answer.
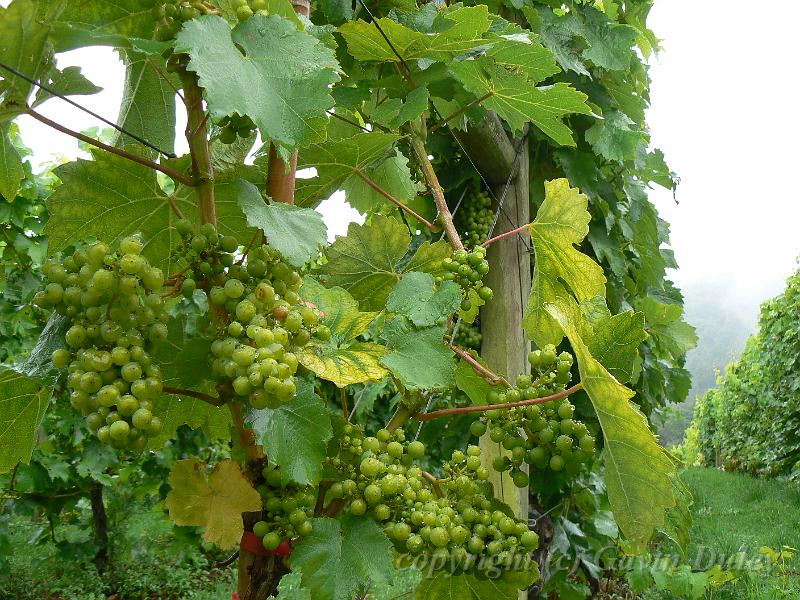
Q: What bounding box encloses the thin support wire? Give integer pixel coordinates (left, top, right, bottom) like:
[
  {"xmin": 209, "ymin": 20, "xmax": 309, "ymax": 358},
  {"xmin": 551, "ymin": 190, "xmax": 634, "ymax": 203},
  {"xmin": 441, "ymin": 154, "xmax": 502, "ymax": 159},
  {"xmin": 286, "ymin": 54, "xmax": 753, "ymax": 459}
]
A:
[{"xmin": 0, "ymin": 60, "xmax": 176, "ymax": 158}]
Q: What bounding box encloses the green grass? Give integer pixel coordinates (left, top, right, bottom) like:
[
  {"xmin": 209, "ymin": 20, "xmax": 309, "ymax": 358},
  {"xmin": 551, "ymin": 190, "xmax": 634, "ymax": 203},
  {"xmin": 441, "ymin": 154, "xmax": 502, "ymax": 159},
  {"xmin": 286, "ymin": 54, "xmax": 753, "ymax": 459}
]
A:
[{"xmin": 681, "ymin": 467, "xmax": 800, "ymax": 599}]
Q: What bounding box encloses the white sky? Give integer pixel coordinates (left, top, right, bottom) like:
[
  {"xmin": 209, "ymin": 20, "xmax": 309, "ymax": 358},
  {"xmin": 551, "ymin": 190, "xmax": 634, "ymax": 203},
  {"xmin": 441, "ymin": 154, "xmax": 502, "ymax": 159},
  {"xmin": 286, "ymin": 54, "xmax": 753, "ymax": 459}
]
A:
[{"xmin": 10, "ymin": 1, "xmax": 800, "ymax": 331}]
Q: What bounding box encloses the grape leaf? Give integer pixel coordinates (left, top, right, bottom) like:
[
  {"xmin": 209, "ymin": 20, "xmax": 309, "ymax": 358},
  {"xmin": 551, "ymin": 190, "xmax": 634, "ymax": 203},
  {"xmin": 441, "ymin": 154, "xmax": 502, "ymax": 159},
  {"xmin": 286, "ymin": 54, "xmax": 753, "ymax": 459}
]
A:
[
  {"xmin": 165, "ymin": 457, "xmax": 262, "ymax": 549},
  {"xmin": 175, "ymin": 14, "xmax": 340, "ymax": 151},
  {"xmin": 380, "ymin": 317, "xmax": 455, "ymax": 390},
  {"xmin": 574, "ymin": 7, "xmax": 638, "ymax": 72},
  {"xmin": 290, "ymin": 514, "xmax": 395, "ymax": 600},
  {"xmin": 113, "ymin": 51, "xmax": 176, "ymax": 155},
  {"xmin": 0, "ymin": 0, "xmax": 51, "ymax": 107},
  {"xmin": 546, "ymin": 300, "xmax": 676, "ymax": 552},
  {"xmin": 386, "ymin": 272, "xmax": 461, "ymax": 327},
  {"xmin": 0, "ymin": 123, "xmax": 24, "ymax": 201},
  {"xmin": 14, "ymin": 313, "xmax": 69, "ymax": 384},
  {"xmin": 246, "ymin": 378, "xmax": 333, "ymax": 485},
  {"xmin": 31, "ymin": 65, "xmax": 102, "ymax": 108},
  {"xmin": 44, "ymin": 150, "xmax": 254, "ymax": 274},
  {"xmin": 338, "ymin": 6, "xmax": 491, "ymax": 63},
  {"xmin": 522, "ymin": 178, "xmax": 606, "ymax": 348},
  {"xmin": 450, "ymin": 59, "xmax": 590, "ymax": 146},
  {"xmin": 51, "ymin": 0, "xmax": 156, "ymax": 41},
  {"xmin": 455, "ymin": 359, "xmax": 495, "ymax": 405},
  {"xmin": 526, "ymin": 7, "xmax": 589, "ymax": 76},
  {"xmin": 485, "ymin": 35, "xmax": 560, "ymax": 84},
  {"xmin": 0, "ymin": 368, "xmax": 48, "ymax": 474},
  {"xmin": 636, "ymin": 297, "xmax": 698, "ymax": 358},
  {"xmin": 341, "ymin": 150, "xmax": 424, "ymax": 216},
  {"xmin": 585, "ymin": 110, "xmax": 643, "ymax": 163},
  {"xmin": 298, "ymin": 279, "xmax": 388, "ymax": 387},
  {"xmin": 150, "ymin": 317, "xmax": 231, "ymax": 449},
  {"xmin": 580, "ymin": 300, "xmax": 647, "ymax": 384},
  {"xmin": 415, "ymin": 568, "xmax": 539, "ymax": 600},
  {"xmin": 371, "ymin": 85, "xmax": 429, "ymax": 129},
  {"xmin": 319, "ymin": 215, "xmax": 450, "ymax": 311},
  {"xmin": 238, "ymin": 196, "xmax": 327, "ymax": 267},
  {"xmin": 294, "ymin": 132, "xmax": 402, "ymax": 208}
]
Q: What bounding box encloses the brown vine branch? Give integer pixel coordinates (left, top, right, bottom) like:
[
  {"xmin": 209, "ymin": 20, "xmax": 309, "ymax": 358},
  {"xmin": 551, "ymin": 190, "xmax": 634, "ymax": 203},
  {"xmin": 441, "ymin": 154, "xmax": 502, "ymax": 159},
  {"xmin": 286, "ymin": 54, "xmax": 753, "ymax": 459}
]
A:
[
  {"xmin": 216, "ymin": 551, "xmax": 240, "ymax": 568},
  {"xmin": 449, "ymin": 344, "xmax": 511, "ymax": 387},
  {"xmin": 353, "ymin": 169, "xmax": 434, "ymax": 229},
  {"xmin": 163, "ymin": 386, "xmax": 225, "ymax": 407},
  {"xmin": 409, "ymin": 132, "xmax": 464, "ymax": 251},
  {"xmin": 481, "ymin": 223, "xmax": 531, "ymax": 248},
  {"xmin": 428, "ymin": 92, "xmax": 492, "ymax": 133},
  {"xmin": 414, "ymin": 383, "xmax": 584, "ymax": 421},
  {"xmin": 25, "ymin": 108, "xmax": 195, "ymax": 186},
  {"xmin": 421, "ymin": 470, "xmax": 444, "ymax": 498}
]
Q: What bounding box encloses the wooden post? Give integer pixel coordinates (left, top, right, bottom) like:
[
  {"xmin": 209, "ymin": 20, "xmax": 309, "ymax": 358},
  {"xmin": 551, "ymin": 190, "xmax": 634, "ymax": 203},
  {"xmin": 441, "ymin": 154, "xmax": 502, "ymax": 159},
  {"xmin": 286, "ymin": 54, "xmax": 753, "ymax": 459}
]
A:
[{"xmin": 462, "ymin": 114, "xmax": 532, "ymax": 597}]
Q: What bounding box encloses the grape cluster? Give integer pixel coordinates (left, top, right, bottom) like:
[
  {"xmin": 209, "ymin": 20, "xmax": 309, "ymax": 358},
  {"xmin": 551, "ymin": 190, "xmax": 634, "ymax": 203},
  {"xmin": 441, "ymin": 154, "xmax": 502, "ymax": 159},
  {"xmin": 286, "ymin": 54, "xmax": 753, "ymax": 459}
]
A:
[
  {"xmin": 152, "ymin": 1, "xmax": 215, "ymax": 41},
  {"xmin": 35, "ymin": 238, "xmax": 167, "ymax": 450},
  {"xmin": 449, "ymin": 320, "xmax": 481, "ymax": 352},
  {"xmin": 253, "ymin": 464, "xmax": 315, "ymax": 551},
  {"xmin": 441, "ymin": 247, "xmax": 493, "ymax": 310},
  {"xmin": 326, "ymin": 426, "xmax": 538, "ymax": 574},
  {"xmin": 470, "ymin": 346, "xmax": 595, "ymax": 481},
  {"xmin": 231, "ymin": 0, "xmax": 273, "ymax": 21},
  {"xmin": 173, "ymin": 221, "xmax": 327, "ymax": 409},
  {"xmin": 455, "ymin": 189, "xmax": 493, "ymax": 249},
  {"xmin": 216, "ymin": 113, "xmax": 257, "ymax": 145}
]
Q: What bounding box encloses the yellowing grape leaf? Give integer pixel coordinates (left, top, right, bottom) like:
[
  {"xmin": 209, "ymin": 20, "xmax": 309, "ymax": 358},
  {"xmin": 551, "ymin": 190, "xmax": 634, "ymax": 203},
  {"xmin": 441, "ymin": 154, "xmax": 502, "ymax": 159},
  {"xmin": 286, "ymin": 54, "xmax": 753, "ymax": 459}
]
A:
[
  {"xmin": 175, "ymin": 14, "xmax": 340, "ymax": 151},
  {"xmin": 523, "ymin": 178, "xmax": 606, "ymax": 347},
  {"xmin": 298, "ymin": 279, "xmax": 388, "ymax": 387},
  {"xmin": 165, "ymin": 457, "xmax": 261, "ymax": 550},
  {"xmin": 546, "ymin": 300, "xmax": 676, "ymax": 552}
]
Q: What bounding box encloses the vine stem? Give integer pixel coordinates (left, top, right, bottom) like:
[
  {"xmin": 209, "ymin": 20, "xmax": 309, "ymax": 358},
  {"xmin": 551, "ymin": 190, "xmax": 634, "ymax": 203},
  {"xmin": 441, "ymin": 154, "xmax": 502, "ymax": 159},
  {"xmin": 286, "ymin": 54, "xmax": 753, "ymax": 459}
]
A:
[
  {"xmin": 163, "ymin": 386, "xmax": 225, "ymax": 407},
  {"xmin": 421, "ymin": 470, "xmax": 444, "ymax": 498},
  {"xmin": 229, "ymin": 402, "xmax": 262, "ymax": 462},
  {"xmin": 25, "ymin": 107, "xmax": 194, "ymax": 186},
  {"xmin": 409, "ymin": 132, "xmax": 463, "ymax": 251},
  {"xmin": 354, "ymin": 169, "xmax": 434, "ymax": 228},
  {"xmin": 481, "ymin": 223, "xmax": 531, "ymax": 248},
  {"xmin": 449, "ymin": 344, "xmax": 511, "ymax": 387},
  {"xmin": 179, "ymin": 71, "xmax": 216, "ymax": 225},
  {"xmin": 414, "ymin": 384, "xmax": 584, "ymax": 421}
]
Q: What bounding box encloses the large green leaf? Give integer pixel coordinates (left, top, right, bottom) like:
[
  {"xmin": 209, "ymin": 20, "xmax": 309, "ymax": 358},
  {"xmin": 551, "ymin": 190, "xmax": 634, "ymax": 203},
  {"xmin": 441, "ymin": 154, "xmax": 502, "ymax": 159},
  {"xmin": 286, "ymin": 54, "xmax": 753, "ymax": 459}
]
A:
[
  {"xmin": 338, "ymin": 6, "xmax": 491, "ymax": 62},
  {"xmin": 294, "ymin": 132, "xmax": 401, "ymax": 208},
  {"xmin": 290, "ymin": 514, "xmax": 395, "ymax": 600},
  {"xmin": 32, "ymin": 66, "xmax": 102, "ymax": 107},
  {"xmin": 636, "ymin": 297, "xmax": 698, "ymax": 358},
  {"xmin": 581, "ymin": 299, "xmax": 648, "ymax": 385},
  {"xmin": 0, "ymin": 0, "xmax": 52, "ymax": 106},
  {"xmin": 450, "ymin": 59, "xmax": 590, "ymax": 146},
  {"xmin": 175, "ymin": 14, "xmax": 340, "ymax": 150},
  {"xmin": 319, "ymin": 215, "xmax": 450, "ymax": 311},
  {"xmin": 585, "ymin": 109, "xmax": 643, "ymax": 163},
  {"xmin": 547, "ymin": 300, "xmax": 676, "ymax": 552},
  {"xmin": 238, "ymin": 196, "xmax": 327, "ymax": 267},
  {"xmin": 114, "ymin": 51, "xmax": 176, "ymax": 155},
  {"xmin": 523, "ymin": 178, "xmax": 606, "ymax": 347},
  {"xmin": 298, "ymin": 279, "xmax": 388, "ymax": 387},
  {"xmin": 415, "ymin": 568, "xmax": 539, "ymax": 600},
  {"xmin": 0, "ymin": 123, "xmax": 23, "ymax": 201},
  {"xmin": 44, "ymin": 150, "xmax": 254, "ymax": 274},
  {"xmin": 0, "ymin": 368, "xmax": 48, "ymax": 474},
  {"xmin": 246, "ymin": 378, "xmax": 333, "ymax": 485},
  {"xmin": 386, "ymin": 271, "xmax": 461, "ymax": 327},
  {"xmin": 341, "ymin": 151, "xmax": 424, "ymax": 216},
  {"xmin": 51, "ymin": 0, "xmax": 156, "ymax": 42},
  {"xmin": 380, "ymin": 317, "xmax": 455, "ymax": 390}
]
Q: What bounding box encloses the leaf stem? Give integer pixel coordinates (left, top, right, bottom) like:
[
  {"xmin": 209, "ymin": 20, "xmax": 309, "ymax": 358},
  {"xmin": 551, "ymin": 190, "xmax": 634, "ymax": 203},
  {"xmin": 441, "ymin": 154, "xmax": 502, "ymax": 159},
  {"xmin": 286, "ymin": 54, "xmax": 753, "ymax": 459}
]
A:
[
  {"xmin": 415, "ymin": 383, "xmax": 583, "ymax": 421},
  {"xmin": 428, "ymin": 92, "xmax": 492, "ymax": 133},
  {"xmin": 481, "ymin": 223, "xmax": 531, "ymax": 248},
  {"xmin": 353, "ymin": 169, "xmax": 434, "ymax": 229},
  {"xmin": 179, "ymin": 71, "xmax": 216, "ymax": 225},
  {"xmin": 449, "ymin": 344, "xmax": 511, "ymax": 387},
  {"xmin": 409, "ymin": 133, "xmax": 463, "ymax": 251},
  {"xmin": 147, "ymin": 57, "xmax": 185, "ymax": 106},
  {"xmin": 421, "ymin": 470, "xmax": 444, "ymax": 498},
  {"xmin": 25, "ymin": 107, "xmax": 194, "ymax": 186},
  {"xmin": 229, "ymin": 402, "xmax": 263, "ymax": 463},
  {"xmin": 163, "ymin": 386, "xmax": 225, "ymax": 407}
]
